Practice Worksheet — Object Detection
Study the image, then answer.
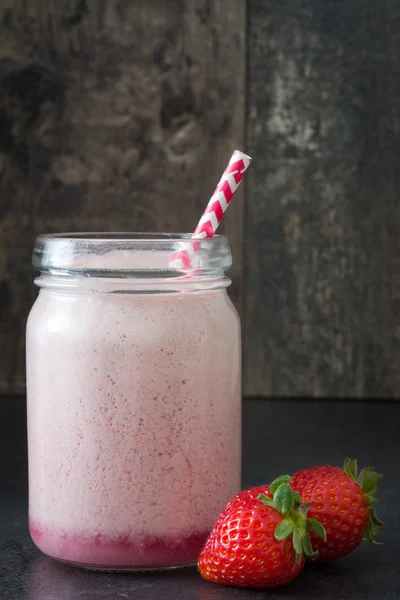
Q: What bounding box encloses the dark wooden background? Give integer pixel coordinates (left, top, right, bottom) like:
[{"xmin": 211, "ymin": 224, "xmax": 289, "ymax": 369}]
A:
[{"xmin": 1, "ymin": 0, "xmax": 399, "ymax": 398}]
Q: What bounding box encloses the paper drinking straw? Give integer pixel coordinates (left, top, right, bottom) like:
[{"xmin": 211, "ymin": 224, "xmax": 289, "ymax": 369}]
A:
[{"xmin": 170, "ymin": 150, "xmax": 252, "ymax": 270}]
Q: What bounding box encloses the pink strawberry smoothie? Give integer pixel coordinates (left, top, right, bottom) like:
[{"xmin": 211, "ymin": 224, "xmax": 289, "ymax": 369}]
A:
[{"xmin": 26, "ymin": 285, "xmax": 241, "ymax": 569}]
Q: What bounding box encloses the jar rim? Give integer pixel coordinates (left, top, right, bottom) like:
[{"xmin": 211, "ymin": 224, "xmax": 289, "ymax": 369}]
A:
[
  {"xmin": 33, "ymin": 232, "xmax": 232, "ymax": 281},
  {"xmin": 36, "ymin": 232, "xmax": 226, "ymax": 242}
]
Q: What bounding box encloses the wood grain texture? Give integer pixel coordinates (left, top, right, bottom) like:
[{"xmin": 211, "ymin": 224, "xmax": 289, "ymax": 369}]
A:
[
  {"xmin": 244, "ymin": 0, "xmax": 400, "ymax": 397},
  {"xmin": 0, "ymin": 0, "xmax": 245, "ymax": 393}
]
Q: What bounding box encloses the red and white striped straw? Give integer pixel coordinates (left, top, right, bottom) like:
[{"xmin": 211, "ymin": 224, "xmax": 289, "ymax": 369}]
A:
[{"xmin": 170, "ymin": 150, "xmax": 252, "ymax": 270}]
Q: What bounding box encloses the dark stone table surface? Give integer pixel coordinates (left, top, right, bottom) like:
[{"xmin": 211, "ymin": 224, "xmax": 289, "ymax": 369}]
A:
[{"xmin": 1, "ymin": 397, "xmax": 399, "ymax": 600}]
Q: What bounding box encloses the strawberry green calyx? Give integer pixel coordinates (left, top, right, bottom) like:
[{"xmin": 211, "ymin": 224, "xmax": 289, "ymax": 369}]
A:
[
  {"xmin": 343, "ymin": 458, "xmax": 384, "ymax": 545},
  {"xmin": 258, "ymin": 476, "xmax": 326, "ymax": 563}
]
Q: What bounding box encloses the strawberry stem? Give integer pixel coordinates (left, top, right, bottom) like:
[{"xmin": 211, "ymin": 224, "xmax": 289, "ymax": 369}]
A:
[{"xmin": 257, "ymin": 477, "xmax": 326, "ymax": 563}]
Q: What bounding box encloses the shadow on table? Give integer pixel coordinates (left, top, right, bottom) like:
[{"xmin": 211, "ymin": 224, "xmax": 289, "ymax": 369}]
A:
[
  {"xmin": 27, "ymin": 555, "xmax": 225, "ymax": 600},
  {"xmin": 27, "ymin": 545, "xmax": 388, "ymax": 600}
]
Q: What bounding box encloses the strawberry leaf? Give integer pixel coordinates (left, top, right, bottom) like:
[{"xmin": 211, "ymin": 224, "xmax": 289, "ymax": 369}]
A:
[
  {"xmin": 269, "ymin": 475, "xmax": 292, "ymax": 494},
  {"xmin": 366, "ymin": 495, "xmax": 378, "ymax": 506},
  {"xmin": 273, "ymin": 483, "xmax": 294, "ymax": 516},
  {"xmin": 292, "ymin": 529, "xmax": 302, "ymax": 561},
  {"xmin": 343, "ymin": 458, "xmax": 358, "ymax": 480},
  {"xmin": 299, "ymin": 502, "xmax": 311, "ymax": 517},
  {"xmin": 362, "ymin": 471, "xmax": 383, "ymax": 494},
  {"xmin": 357, "ymin": 466, "xmax": 374, "ymax": 488},
  {"xmin": 293, "ymin": 491, "xmax": 303, "ymax": 505},
  {"xmin": 275, "ymin": 519, "xmax": 294, "ymax": 541},
  {"xmin": 370, "ymin": 509, "xmax": 384, "ymax": 527},
  {"xmin": 257, "ymin": 493, "xmax": 274, "ymax": 507},
  {"xmin": 306, "ymin": 518, "xmax": 327, "ymax": 541},
  {"xmin": 301, "ymin": 533, "xmax": 319, "ymax": 559}
]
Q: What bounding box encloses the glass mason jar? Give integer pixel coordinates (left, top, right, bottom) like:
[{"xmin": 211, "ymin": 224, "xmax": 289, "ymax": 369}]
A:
[{"xmin": 26, "ymin": 233, "xmax": 241, "ymax": 570}]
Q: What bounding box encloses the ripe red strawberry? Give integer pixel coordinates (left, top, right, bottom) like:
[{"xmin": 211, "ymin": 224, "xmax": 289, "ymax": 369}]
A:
[
  {"xmin": 198, "ymin": 476, "xmax": 326, "ymax": 589},
  {"xmin": 291, "ymin": 459, "xmax": 383, "ymax": 562}
]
